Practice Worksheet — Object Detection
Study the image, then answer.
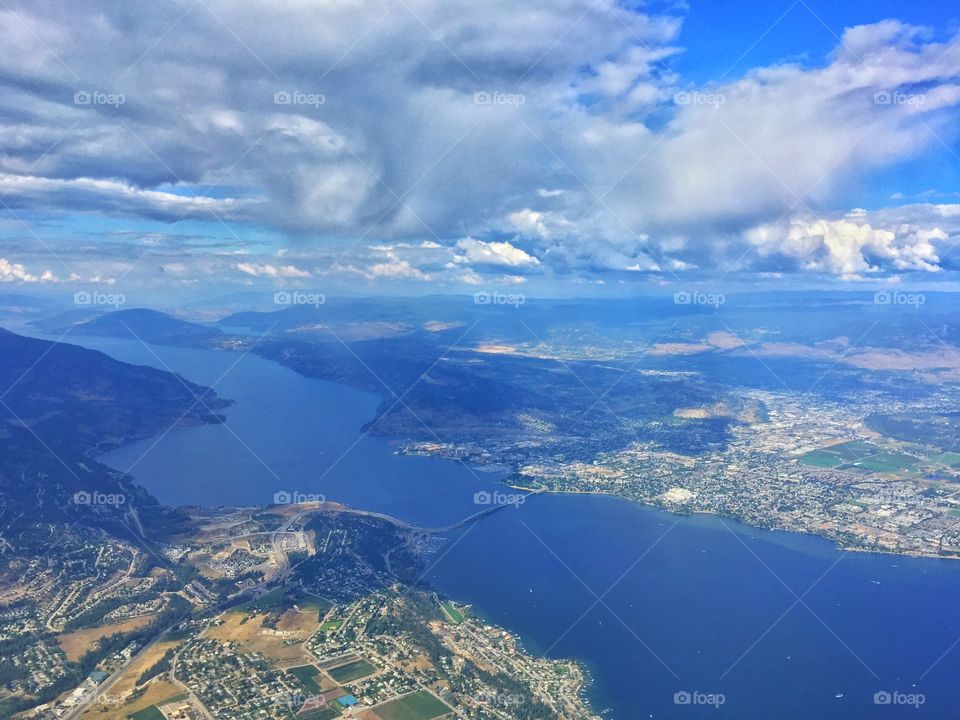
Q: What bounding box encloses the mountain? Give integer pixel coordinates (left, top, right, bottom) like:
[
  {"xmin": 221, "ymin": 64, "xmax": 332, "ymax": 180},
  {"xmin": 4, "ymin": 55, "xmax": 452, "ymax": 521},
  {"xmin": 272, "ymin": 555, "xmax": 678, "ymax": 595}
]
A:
[
  {"xmin": 0, "ymin": 327, "xmax": 228, "ymax": 534},
  {"xmin": 31, "ymin": 307, "xmax": 223, "ymax": 346}
]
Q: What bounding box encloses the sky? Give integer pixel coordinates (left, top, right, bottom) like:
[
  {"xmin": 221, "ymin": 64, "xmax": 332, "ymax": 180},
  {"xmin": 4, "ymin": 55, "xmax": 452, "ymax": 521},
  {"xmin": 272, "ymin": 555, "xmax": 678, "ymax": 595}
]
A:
[{"xmin": 1, "ymin": 0, "xmax": 959, "ymax": 300}]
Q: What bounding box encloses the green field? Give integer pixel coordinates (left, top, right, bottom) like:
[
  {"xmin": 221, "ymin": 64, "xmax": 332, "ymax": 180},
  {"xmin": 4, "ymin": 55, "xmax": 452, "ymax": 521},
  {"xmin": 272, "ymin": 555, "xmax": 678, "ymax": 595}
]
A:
[
  {"xmin": 440, "ymin": 602, "xmax": 465, "ymax": 624},
  {"xmin": 830, "ymin": 440, "xmax": 877, "ymax": 460},
  {"xmin": 932, "ymin": 451, "xmax": 960, "ymax": 467},
  {"xmin": 288, "ymin": 664, "xmax": 323, "ymax": 693},
  {"xmin": 231, "ymin": 588, "xmax": 332, "ymax": 616},
  {"xmin": 855, "ymin": 452, "xmax": 917, "ymax": 472},
  {"xmin": 321, "ymin": 620, "xmax": 343, "ymax": 631},
  {"xmin": 327, "ymin": 658, "xmax": 378, "ymax": 683},
  {"xmin": 290, "ymin": 590, "xmax": 332, "ymax": 612},
  {"xmin": 799, "ymin": 441, "xmax": 917, "ymax": 474},
  {"xmin": 128, "ymin": 706, "xmax": 165, "ymax": 720},
  {"xmin": 164, "ymin": 627, "xmax": 193, "ymax": 641},
  {"xmin": 374, "ymin": 690, "xmax": 451, "ymax": 720},
  {"xmin": 297, "ymin": 708, "xmax": 340, "ymax": 720},
  {"xmin": 230, "ymin": 587, "xmax": 287, "ymax": 613},
  {"xmin": 798, "ymin": 449, "xmax": 843, "ymax": 468}
]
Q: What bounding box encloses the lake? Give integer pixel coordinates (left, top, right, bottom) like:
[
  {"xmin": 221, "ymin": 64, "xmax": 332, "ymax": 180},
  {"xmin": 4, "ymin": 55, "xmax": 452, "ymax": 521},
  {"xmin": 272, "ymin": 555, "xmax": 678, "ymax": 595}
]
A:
[{"xmin": 64, "ymin": 336, "xmax": 960, "ymax": 718}]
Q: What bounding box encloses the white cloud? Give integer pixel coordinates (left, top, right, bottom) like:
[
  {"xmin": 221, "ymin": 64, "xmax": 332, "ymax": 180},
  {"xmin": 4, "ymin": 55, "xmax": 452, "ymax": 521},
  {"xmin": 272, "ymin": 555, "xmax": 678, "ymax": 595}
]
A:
[
  {"xmin": 507, "ymin": 209, "xmax": 551, "ymax": 239},
  {"xmin": 455, "ymin": 237, "xmax": 540, "ymax": 267},
  {"xmin": 236, "ymin": 262, "xmax": 311, "ymax": 278},
  {"xmin": 367, "ymin": 260, "xmax": 431, "ymax": 281},
  {"xmin": 0, "ymin": 258, "xmax": 57, "ymax": 283},
  {"xmin": 746, "ymin": 214, "xmax": 945, "ymax": 275}
]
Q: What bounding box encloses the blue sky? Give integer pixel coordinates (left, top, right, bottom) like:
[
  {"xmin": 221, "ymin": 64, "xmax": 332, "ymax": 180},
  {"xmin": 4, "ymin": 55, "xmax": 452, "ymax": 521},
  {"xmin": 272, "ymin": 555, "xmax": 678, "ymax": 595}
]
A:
[
  {"xmin": 675, "ymin": 0, "xmax": 960, "ymax": 208},
  {"xmin": 676, "ymin": 0, "xmax": 957, "ymax": 82},
  {"xmin": 0, "ymin": 0, "xmax": 959, "ymax": 298}
]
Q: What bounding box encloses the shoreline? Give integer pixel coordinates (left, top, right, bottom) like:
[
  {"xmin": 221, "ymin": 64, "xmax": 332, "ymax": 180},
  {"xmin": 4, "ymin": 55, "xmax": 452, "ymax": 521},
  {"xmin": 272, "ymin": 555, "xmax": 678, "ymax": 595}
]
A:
[{"xmin": 501, "ymin": 480, "xmax": 960, "ymax": 563}]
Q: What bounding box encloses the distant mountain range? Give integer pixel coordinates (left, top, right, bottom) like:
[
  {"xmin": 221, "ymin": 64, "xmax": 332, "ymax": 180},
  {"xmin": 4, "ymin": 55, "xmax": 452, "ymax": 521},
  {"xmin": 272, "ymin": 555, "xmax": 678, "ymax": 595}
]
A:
[{"xmin": 32, "ymin": 308, "xmax": 224, "ymax": 345}]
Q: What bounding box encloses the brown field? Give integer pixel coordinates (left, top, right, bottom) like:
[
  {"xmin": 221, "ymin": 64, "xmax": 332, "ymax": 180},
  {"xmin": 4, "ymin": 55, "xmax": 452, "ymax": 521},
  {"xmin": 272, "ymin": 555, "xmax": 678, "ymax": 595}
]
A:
[
  {"xmin": 746, "ymin": 341, "xmax": 960, "ymax": 373},
  {"xmin": 206, "ymin": 609, "xmax": 319, "ymax": 665},
  {"xmin": 82, "ymin": 680, "xmax": 185, "ymax": 720},
  {"xmin": 111, "ymin": 640, "xmax": 178, "ymax": 691},
  {"xmin": 78, "ymin": 640, "xmax": 184, "ymax": 720},
  {"xmin": 276, "ymin": 607, "xmax": 319, "ymax": 634},
  {"xmin": 57, "ymin": 616, "xmax": 155, "ymax": 662}
]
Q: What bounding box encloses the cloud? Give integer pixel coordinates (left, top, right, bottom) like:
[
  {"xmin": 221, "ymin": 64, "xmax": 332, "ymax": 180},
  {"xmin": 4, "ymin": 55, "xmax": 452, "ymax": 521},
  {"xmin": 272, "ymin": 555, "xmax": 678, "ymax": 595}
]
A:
[
  {"xmin": 236, "ymin": 262, "xmax": 311, "ymax": 278},
  {"xmin": 746, "ymin": 208, "xmax": 950, "ymax": 275},
  {"xmin": 0, "ymin": 173, "xmax": 253, "ymax": 222},
  {"xmin": 455, "ymin": 237, "xmax": 540, "ymax": 267},
  {"xmin": 0, "ymin": 258, "xmax": 57, "ymax": 282},
  {"xmin": 0, "ymin": 2, "xmax": 957, "ymax": 285},
  {"xmin": 367, "ymin": 259, "xmax": 431, "ymax": 281}
]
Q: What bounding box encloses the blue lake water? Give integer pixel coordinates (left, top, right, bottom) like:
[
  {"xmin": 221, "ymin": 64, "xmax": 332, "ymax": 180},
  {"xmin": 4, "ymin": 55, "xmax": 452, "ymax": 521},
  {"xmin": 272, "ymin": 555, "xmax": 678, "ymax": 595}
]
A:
[
  {"xmin": 82, "ymin": 338, "xmax": 506, "ymax": 527},
  {"xmin": 58, "ymin": 336, "xmax": 960, "ymax": 718}
]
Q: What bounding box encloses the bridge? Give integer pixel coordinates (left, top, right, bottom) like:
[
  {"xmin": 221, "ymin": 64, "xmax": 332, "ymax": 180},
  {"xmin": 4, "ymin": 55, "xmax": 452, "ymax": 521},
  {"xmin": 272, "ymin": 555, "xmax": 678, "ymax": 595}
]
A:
[{"xmin": 312, "ymin": 488, "xmax": 544, "ymax": 534}]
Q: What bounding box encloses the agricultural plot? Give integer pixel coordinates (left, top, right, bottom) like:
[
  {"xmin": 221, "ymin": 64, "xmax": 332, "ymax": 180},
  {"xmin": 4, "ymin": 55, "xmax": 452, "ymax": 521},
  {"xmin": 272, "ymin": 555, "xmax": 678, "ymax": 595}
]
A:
[
  {"xmin": 128, "ymin": 706, "xmax": 165, "ymax": 720},
  {"xmin": 373, "ymin": 690, "xmax": 451, "ymax": 720},
  {"xmin": 799, "ymin": 441, "xmax": 918, "ymax": 475},
  {"xmin": 327, "ymin": 658, "xmax": 378, "ymax": 683},
  {"xmin": 288, "ymin": 664, "xmax": 323, "ymax": 693}
]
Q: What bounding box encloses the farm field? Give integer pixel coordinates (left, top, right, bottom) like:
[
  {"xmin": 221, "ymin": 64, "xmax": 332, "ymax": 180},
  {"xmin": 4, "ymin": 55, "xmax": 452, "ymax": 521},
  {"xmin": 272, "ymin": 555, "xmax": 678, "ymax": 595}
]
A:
[
  {"xmin": 287, "ymin": 664, "xmax": 323, "ymax": 693},
  {"xmin": 373, "ymin": 690, "xmax": 451, "ymax": 720},
  {"xmin": 128, "ymin": 706, "xmax": 165, "ymax": 720},
  {"xmin": 799, "ymin": 440, "xmax": 918, "ymax": 475},
  {"xmin": 328, "ymin": 658, "xmax": 378, "ymax": 683}
]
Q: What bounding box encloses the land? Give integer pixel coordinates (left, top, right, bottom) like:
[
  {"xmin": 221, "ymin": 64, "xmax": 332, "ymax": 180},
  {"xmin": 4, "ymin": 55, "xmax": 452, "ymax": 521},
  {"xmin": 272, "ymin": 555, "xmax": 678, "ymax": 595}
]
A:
[
  {"xmin": 0, "ymin": 504, "xmax": 599, "ymax": 720},
  {"xmin": 409, "ymin": 386, "xmax": 960, "ymax": 558},
  {"xmin": 10, "ymin": 294, "xmax": 960, "ymax": 717}
]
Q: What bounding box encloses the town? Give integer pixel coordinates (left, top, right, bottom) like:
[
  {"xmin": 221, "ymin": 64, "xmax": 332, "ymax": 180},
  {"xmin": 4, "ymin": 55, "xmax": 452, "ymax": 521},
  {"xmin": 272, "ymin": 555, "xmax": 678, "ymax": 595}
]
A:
[{"xmin": 0, "ymin": 503, "xmax": 599, "ymax": 720}]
